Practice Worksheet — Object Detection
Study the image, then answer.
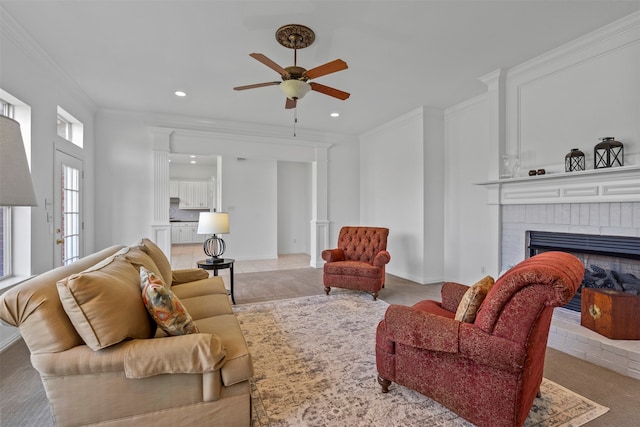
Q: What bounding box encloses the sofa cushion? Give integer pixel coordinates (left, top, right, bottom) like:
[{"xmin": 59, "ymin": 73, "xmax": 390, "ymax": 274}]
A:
[
  {"xmin": 135, "ymin": 238, "xmax": 173, "ymax": 287},
  {"xmin": 324, "ymin": 260, "xmax": 382, "ymax": 279},
  {"xmin": 454, "ymin": 275, "xmax": 495, "ymax": 323},
  {"xmin": 57, "ymin": 251, "xmax": 154, "ymax": 351},
  {"xmin": 120, "ymin": 246, "xmax": 164, "ymax": 279},
  {"xmin": 140, "ymin": 268, "xmax": 199, "ymax": 335}
]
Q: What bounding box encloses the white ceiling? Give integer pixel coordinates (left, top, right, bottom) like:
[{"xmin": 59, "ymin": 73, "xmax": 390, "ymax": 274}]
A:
[{"xmin": 2, "ymin": 1, "xmax": 640, "ymax": 137}]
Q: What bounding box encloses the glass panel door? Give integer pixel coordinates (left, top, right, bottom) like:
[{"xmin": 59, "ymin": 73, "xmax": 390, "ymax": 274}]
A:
[{"xmin": 54, "ymin": 150, "xmax": 83, "ymax": 266}]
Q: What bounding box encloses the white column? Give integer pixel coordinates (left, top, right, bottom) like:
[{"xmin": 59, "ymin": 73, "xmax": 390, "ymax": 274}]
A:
[
  {"xmin": 151, "ymin": 128, "xmax": 172, "ymax": 259},
  {"xmin": 310, "ymin": 146, "xmax": 329, "ymax": 268},
  {"xmin": 479, "ymin": 68, "xmax": 507, "ymax": 274}
]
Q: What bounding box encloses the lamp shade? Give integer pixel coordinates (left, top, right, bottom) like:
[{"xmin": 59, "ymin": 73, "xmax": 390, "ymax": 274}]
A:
[
  {"xmin": 197, "ymin": 212, "xmax": 229, "ymax": 235},
  {"xmin": 280, "ymin": 80, "xmax": 311, "ymax": 100},
  {"xmin": 0, "ymin": 115, "xmax": 37, "ymax": 206}
]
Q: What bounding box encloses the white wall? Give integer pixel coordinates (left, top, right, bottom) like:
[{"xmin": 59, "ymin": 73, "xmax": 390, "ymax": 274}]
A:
[
  {"xmin": 359, "ymin": 107, "xmax": 444, "ymax": 284},
  {"xmin": 506, "ymin": 12, "xmax": 640, "ymax": 173},
  {"xmin": 221, "ymin": 156, "xmax": 277, "ymax": 260},
  {"xmin": 93, "ymin": 112, "xmax": 360, "ymax": 262},
  {"xmin": 325, "ymin": 141, "xmax": 360, "ymax": 246},
  {"xmin": 444, "ymin": 95, "xmax": 496, "ymax": 283},
  {"xmin": 170, "ymin": 163, "xmax": 216, "ymax": 180},
  {"xmin": 277, "ymin": 161, "xmax": 311, "ymax": 255},
  {"xmin": 1, "ymin": 12, "xmax": 97, "ymax": 272},
  {"xmin": 441, "ymin": 12, "xmax": 640, "ymax": 285},
  {"xmin": 95, "ymin": 114, "xmax": 156, "ymax": 246},
  {"xmin": 1, "ymin": 12, "xmax": 97, "ymax": 349}
]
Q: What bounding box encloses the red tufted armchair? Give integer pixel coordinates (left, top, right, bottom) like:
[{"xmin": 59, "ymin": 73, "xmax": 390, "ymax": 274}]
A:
[
  {"xmin": 322, "ymin": 226, "xmax": 391, "ymax": 300},
  {"xmin": 376, "ymin": 251, "xmax": 583, "ymax": 427}
]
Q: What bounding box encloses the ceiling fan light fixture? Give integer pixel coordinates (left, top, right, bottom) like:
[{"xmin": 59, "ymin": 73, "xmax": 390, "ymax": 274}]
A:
[{"xmin": 280, "ymin": 80, "xmax": 311, "ymax": 100}]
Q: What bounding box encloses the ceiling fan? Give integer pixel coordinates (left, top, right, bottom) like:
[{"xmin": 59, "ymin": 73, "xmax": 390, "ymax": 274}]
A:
[{"xmin": 233, "ymin": 24, "xmax": 350, "ymax": 109}]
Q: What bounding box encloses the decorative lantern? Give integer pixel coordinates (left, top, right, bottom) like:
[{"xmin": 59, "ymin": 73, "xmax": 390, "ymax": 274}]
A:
[
  {"xmin": 594, "ymin": 137, "xmax": 623, "ymax": 169},
  {"xmin": 565, "ymin": 148, "xmax": 585, "ymax": 172}
]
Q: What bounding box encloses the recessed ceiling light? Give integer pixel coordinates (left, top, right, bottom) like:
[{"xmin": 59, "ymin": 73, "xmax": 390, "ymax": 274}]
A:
[
  {"xmin": 190, "ymin": 160, "xmax": 196, "ymax": 164},
  {"xmin": 174, "ymin": 91, "xmax": 187, "ymax": 97},
  {"xmin": 330, "ymin": 112, "xmax": 340, "ymax": 118},
  {"xmin": 189, "ymin": 155, "xmax": 196, "ymax": 158}
]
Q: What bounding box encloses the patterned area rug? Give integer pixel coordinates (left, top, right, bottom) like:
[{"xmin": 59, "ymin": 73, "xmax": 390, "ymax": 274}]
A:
[{"xmin": 233, "ymin": 292, "xmax": 609, "ymax": 427}]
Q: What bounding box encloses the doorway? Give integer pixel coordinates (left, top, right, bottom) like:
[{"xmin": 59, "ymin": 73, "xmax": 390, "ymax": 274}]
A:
[{"xmin": 54, "ymin": 149, "xmax": 83, "ymax": 267}]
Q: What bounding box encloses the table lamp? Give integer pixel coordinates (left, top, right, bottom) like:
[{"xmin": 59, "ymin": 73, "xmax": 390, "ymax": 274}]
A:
[
  {"xmin": 197, "ymin": 212, "xmax": 229, "ymax": 263},
  {"xmin": 0, "ymin": 115, "xmax": 37, "ymax": 206}
]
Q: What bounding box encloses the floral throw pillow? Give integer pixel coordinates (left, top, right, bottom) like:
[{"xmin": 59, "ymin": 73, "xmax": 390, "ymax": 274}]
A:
[
  {"xmin": 140, "ymin": 267, "xmax": 199, "ymax": 335},
  {"xmin": 454, "ymin": 275, "xmax": 495, "ymax": 323}
]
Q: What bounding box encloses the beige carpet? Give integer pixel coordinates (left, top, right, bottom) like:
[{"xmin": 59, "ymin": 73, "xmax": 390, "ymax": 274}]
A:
[{"xmin": 235, "ymin": 292, "xmax": 609, "ymax": 427}]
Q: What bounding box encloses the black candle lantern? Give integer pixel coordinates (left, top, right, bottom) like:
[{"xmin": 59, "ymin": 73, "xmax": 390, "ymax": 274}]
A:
[
  {"xmin": 565, "ymin": 148, "xmax": 585, "ymax": 172},
  {"xmin": 594, "ymin": 137, "xmax": 623, "ymax": 169}
]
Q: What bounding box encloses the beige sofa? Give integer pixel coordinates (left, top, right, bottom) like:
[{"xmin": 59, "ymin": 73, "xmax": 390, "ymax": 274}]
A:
[{"xmin": 0, "ymin": 238, "xmax": 253, "ymax": 426}]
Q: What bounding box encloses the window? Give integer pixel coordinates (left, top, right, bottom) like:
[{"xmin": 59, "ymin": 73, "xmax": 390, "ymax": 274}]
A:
[
  {"xmin": 56, "ymin": 106, "xmax": 83, "ymax": 148},
  {"xmin": 1, "ymin": 90, "xmax": 32, "ymax": 282},
  {"xmin": 0, "ymin": 98, "xmax": 14, "ymax": 279},
  {"xmin": 0, "ymin": 207, "xmax": 8, "ymax": 278},
  {"xmin": 57, "ymin": 114, "xmax": 73, "ymax": 140}
]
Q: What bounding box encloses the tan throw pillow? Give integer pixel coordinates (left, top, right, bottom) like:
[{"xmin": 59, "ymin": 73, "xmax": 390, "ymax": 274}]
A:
[
  {"xmin": 140, "ymin": 268, "xmax": 199, "ymax": 336},
  {"xmin": 120, "ymin": 246, "xmax": 165, "ymax": 285},
  {"xmin": 135, "ymin": 238, "xmax": 173, "ymax": 287},
  {"xmin": 57, "ymin": 254, "xmax": 154, "ymax": 351},
  {"xmin": 454, "ymin": 275, "xmax": 495, "ymax": 323}
]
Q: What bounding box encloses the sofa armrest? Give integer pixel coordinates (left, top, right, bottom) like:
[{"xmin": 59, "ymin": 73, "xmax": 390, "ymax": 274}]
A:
[
  {"xmin": 171, "ymin": 268, "xmax": 209, "ymax": 286},
  {"xmin": 384, "ymin": 304, "xmax": 459, "ymax": 353},
  {"xmin": 372, "ymin": 250, "xmax": 391, "ymax": 267},
  {"xmin": 440, "ymin": 281, "xmax": 470, "ymax": 312},
  {"xmin": 124, "ymin": 333, "xmax": 226, "ymax": 378},
  {"xmin": 322, "ymin": 248, "xmax": 345, "ymax": 263}
]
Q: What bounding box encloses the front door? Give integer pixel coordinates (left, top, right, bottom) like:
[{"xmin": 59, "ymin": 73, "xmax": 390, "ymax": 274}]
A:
[{"xmin": 54, "ymin": 149, "xmax": 83, "ymax": 267}]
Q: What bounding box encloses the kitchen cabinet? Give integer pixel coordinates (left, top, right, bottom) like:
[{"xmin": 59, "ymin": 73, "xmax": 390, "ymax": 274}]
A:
[
  {"xmin": 178, "ymin": 181, "xmax": 210, "ymax": 209},
  {"xmin": 171, "ymin": 222, "xmax": 206, "ymax": 244},
  {"xmin": 169, "ymin": 180, "xmax": 180, "ymax": 198}
]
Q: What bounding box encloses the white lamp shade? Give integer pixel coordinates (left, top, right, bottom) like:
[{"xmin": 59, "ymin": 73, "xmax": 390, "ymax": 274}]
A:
[
  {"xmin": 280, "ymin": 80, "xmax": 311, "ymax": 100},
  {"xmin": 0, "ymin": 115, "xmax": 37, "ymax": 206},
  {"xmin": 197, "ymin": 212, "xmax": 230, "ymax": 235}
]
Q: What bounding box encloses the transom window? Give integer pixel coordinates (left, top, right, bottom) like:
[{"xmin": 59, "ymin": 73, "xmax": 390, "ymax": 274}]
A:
[{"xmin": 56, "ymin": 106, "xmax": 84, "ymax": 148}]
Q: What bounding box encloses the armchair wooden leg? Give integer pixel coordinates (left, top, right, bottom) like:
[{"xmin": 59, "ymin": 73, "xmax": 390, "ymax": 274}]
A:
[
  {"xmin": 377, "ymin": 375, "xmax": 391, "ymax": 393},
  {"xmin": 536, "ymin": 389, "xmax": 541, "ymax": 398},
  {"xmin": 372, "ymin": 291, "xmax": 378, "ymax": 301},
  {"xmin": 324, "ymin": 286, "xmax": 331, "ymax": 295}
]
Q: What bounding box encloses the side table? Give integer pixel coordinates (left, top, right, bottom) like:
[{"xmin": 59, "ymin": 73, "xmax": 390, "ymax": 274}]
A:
[{"xmin": 197, "ymin": 258, "xmax": 235, "ymax": 304}]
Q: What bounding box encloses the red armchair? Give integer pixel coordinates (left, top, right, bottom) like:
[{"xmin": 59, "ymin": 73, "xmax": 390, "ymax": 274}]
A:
[
  {"xmin": 322, "ymin": 226, "xmax": 390, "ymax": 300},
  {"xmin": 376, "ymin": 251, "xmax": 583, "ymax": 427}
]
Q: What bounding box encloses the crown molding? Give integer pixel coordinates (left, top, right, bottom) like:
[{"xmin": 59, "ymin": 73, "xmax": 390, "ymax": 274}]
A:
[{"xmin": 508, "ymin": 10, "xmax": 640, "ymax": 83}]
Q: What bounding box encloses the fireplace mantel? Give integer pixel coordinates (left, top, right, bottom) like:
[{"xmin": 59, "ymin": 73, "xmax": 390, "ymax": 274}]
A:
[{"xmin": 476, "ymin": 165, "xmax": 640, "ymax": 205}]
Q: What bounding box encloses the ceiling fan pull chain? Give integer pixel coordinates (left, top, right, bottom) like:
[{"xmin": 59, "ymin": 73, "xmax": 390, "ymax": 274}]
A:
[{"xmin": 293, "ymin": 107, "xmax": 298, "ymax": 137}]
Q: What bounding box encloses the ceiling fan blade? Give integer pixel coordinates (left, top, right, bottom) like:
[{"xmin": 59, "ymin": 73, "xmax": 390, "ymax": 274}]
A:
[
  {"xmin": 249, "ymin": 53, "xmax": 289, "ymax": 76},
  {"xmin": 309, "ymin": 82, "xmax": 350, "ymax": 100},
  {"xmin": 233, "ymin": 81, "xmax": 280, "ymax": 91},
  {"xmin": 285, "ymin": 97, "xmax": 297, "ymax": 109},
  {"xmin": 304, "ymin": 59, "xmax": 348, "ymax": 79}
]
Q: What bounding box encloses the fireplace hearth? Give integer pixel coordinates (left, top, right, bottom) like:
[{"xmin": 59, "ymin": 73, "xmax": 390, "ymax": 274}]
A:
[{"xmin": 528, "ymin": 231, "xmax": 640, "ymax": 311}]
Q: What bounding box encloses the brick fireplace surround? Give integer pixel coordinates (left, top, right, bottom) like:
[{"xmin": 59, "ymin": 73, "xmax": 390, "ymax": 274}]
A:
[{"xmin": 484, "ymin": 166, "xmax": 640, "ymax": 379}]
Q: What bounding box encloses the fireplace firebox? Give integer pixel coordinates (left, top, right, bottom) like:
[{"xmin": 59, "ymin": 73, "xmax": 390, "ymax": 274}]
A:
[{"xmin": 527, "ymin": 231, "xmax": 640, "ymax": 311}]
